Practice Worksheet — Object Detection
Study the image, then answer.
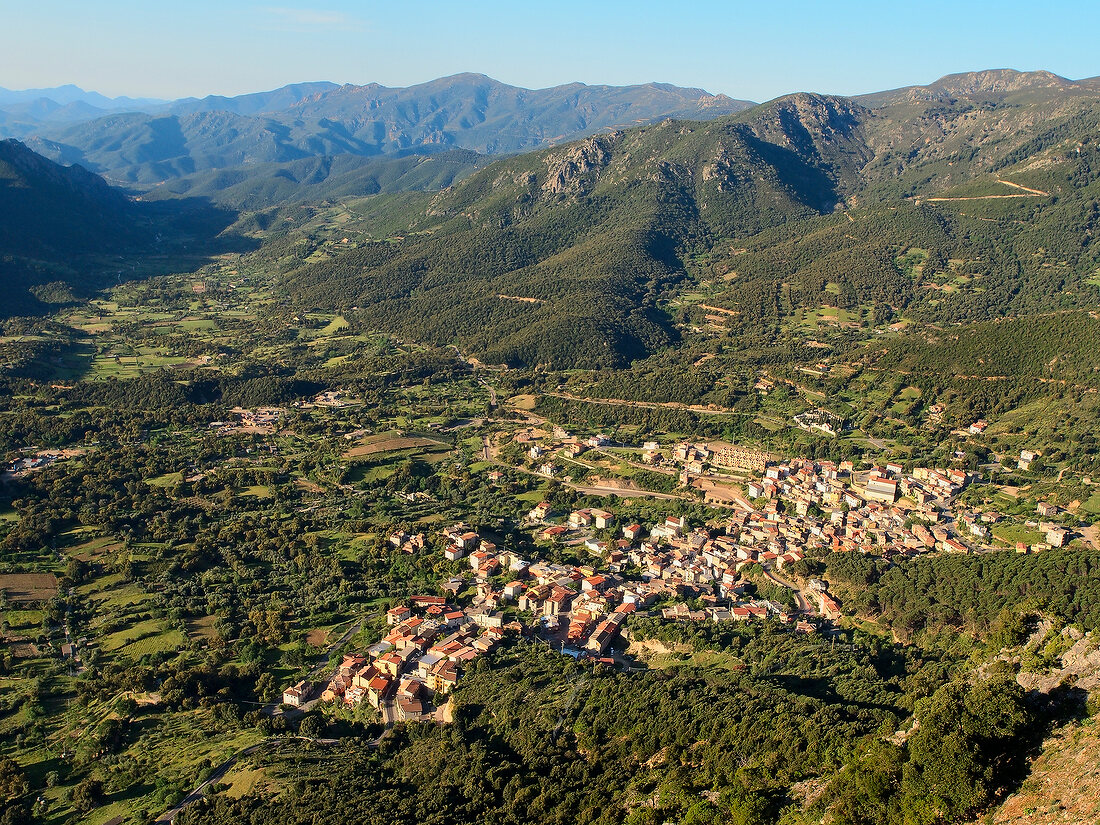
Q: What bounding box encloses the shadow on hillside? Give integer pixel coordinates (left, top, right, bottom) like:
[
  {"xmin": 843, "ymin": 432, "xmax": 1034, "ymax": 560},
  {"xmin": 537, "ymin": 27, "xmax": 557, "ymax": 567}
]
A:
[{"xmin": 1, "ymin": 194, "xmax": 259, "ymax": 320}]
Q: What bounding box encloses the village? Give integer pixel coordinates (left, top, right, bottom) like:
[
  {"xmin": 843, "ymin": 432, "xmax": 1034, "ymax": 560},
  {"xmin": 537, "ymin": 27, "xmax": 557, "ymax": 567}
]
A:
[{"xmin": 295, "ymin": 426, "xmax": 1081, "ymax": 721}]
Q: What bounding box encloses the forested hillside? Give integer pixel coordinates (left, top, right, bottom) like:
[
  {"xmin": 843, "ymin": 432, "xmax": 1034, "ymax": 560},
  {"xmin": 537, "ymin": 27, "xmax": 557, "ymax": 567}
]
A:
[
  {"xmin": 0, "ymin": 139, "xmax": 248, "ymax": 317},
  {"xmin": 283, "ymin": 94, "xmax": 870, "ymax": 367},
  {"xmin": 278, "ymin": 71, "xmax": 1100, "ymax": 368}
]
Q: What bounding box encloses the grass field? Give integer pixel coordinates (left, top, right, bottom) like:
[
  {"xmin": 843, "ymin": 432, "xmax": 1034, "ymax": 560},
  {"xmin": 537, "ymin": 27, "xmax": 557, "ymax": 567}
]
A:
[
  {"xmin": 1, "ymin": 608, "xmax": 46, "ymax": 632},
  {"xmin": 1081, "ymin": 490, "xmax": 1100, "ymax": 517},
  {"xmin": 100, "ymin": 618, "xmax": 178, "ymax": 655},
  {"xmin": 187, "ymin": 614, "xmax": 221, "ymax": 641},
  {"xmin": 147, "ymin": 472, "xmax": 184, "ymax": 488},
  {"xmin": 993, "ymin": 523, "xmax": 1045, "ymax": 546}
]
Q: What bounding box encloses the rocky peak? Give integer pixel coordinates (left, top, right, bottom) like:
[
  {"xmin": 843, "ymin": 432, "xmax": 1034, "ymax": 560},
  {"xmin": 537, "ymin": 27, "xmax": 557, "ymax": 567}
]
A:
[{"xmin": 541, "ymin": 133, "xmax": 619, "ymax": 195}]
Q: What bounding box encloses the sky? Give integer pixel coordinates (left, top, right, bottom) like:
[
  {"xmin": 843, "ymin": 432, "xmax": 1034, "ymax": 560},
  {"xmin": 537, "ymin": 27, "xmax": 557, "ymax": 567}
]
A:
[{"xmin": 3, "ymin": 0, "xmax": 1099, "ymax": 102}]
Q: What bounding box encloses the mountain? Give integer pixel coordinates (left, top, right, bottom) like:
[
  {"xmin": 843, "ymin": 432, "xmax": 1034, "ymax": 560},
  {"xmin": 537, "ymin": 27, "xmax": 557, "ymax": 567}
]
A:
[
  {"xmin": 856, "ymin": 68, "xmax": 1100, "ymax": 107},
  {"xmin": 0, "ymin": 138, "xmax": 143, "ymax": 257},
  {"xmin": 0, "ymin": 83, "xmax": 165, "ymax": 109},
  {"xmin": 142, "ymin": 150, "xmax": 489, "ymax": 211},
  {"xmin": 280, "ymin": 71, "xmax": 1100, "ymax": 368},
  {"xmin": 283, "ymin": 94, "xmax": 871, "ymax": 368},
  {"xmin": 167, "ymin": 81, "xmax": 340, "ymax": 116},
  {"xmin": 7, "ymin": 75, "xmax": 753, "ymax": 189}
]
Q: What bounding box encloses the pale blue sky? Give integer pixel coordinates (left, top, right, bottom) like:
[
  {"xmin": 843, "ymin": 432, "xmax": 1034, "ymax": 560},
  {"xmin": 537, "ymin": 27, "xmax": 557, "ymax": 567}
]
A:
[{"xmin": 2, "ymin": 1, "xmax": 1098, "ymax": 101}]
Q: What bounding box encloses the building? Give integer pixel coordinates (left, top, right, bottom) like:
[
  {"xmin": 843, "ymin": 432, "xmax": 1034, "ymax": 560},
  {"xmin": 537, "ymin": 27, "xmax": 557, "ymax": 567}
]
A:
[
  {"xmin": 1046, "ymin": 527, "xmax": 1070, "ymax": 548},
  {"xmin": 282, "ymin": 680, "xmax": 313, "ymax": 707},
  {"xmin": 865, "ymin": 477, "xmax": 898, "ymax": 504}
]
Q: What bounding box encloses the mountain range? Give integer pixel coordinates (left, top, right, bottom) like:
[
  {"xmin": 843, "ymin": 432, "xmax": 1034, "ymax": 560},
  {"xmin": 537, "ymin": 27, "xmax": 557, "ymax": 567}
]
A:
[
  {"xmin": 0, "ymin": 74, "xmax": 752, "ymax": 195},
  {"xmin": 280, "ymin": 69, "xmax": 1100, "ymax": 367},
  {"xmin": 3, "ymin": 68, "xmax": 1100, "ymax": 362}
]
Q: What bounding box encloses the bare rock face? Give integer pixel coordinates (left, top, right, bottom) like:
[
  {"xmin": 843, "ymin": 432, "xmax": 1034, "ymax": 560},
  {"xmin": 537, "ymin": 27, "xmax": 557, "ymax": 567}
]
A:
[
  {"xmin": 542, "ymin": 134, "xmax": 618, "ymax": 196},
  {"xmin": 1016, "ymin": 630, "xmax": 1100, "ymax": 695},
  {"xmin": 702, "ymin": 142, "xmax": 743, "ymax": 191}
]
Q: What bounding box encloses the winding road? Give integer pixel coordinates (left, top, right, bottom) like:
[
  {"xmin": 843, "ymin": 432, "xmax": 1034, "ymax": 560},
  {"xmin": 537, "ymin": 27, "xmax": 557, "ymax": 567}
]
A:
[{"xmin": 762, "ymin": 566, "xmax": 811, "ymax": 614}]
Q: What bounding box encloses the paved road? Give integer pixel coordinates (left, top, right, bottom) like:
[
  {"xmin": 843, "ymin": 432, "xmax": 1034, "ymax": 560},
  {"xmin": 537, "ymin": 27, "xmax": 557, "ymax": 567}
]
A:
[
  {"xmin": 155, "ymin": 741, "xmax": 269, "ymax": 823},
  {"xmin": 570, "ymin": 483, "xmax": 686, "ymax": 501},
  {"xmin": 546, "ymin": 392, "xmax": 783, "ymax": 425},
  {"xmin": 762, "ymin": 566, "xmax": 810, "ymax": 613}
]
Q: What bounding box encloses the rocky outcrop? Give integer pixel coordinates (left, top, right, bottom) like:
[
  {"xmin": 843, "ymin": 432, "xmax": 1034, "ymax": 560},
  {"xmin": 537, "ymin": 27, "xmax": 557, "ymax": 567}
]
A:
[{"xmin": 542, "ymin": 133, "xmax": 618, "ymax": 196}]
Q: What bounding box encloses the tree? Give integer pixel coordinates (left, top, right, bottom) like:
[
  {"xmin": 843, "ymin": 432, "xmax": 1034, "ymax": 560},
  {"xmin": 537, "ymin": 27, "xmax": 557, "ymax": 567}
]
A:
[
  {"xmin": 72, "ymin": 776, "xmax": 105, "ymax": 813},
  {"xmin": 299, "ymin": 714, "xmax": 325, "ymax": 739},
  {"xmin": 0, "ymin": 756, "xmax": 28, "ymax": 802}
]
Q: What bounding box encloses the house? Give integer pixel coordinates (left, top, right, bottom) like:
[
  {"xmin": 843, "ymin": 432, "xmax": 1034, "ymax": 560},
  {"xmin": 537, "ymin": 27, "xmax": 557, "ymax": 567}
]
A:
[
  {"xmin": 387, "ymin": 605, "xmax": 412, "ymax": 626},
  {"xmin": 569, "ymin": 509, "xmax": 595, "ymax": 528},
  {"xmin": 1036, "ymin": 501, "xmax": 1058, "ymax": 518},
  {"xmin": 376, "ymin": 650, "xmax": 405, "ymax": 678},
  {"xmin": 397, "ymin": 697, "xmax": 425, "ymax": 721},
  {"xmin": 969, "ymin": 420, "xmax": 988, "ymax": 435},
  {"xmin": 622, "ymin": 524, "xmax": 643, "ymax": 541},
  {"xmin": 544, "ymin": 587, "xmax": 575, "ymax": 616},
  {"xmin": 529, "ymin": 502, "xmax": 552, "ymax": 520},
  {"xmin": 282, "ymin": 680, "xmax": 312, "ymax": 707},
  {"xmin": 429, "ymin": 659, "xmax": 460, "ymax": 695},
  {"xmin": 444, "ymin": 545, "xmax": 466, "ymax": 562},
  {"xmin": 591, "ymin": 509, "xmax": 615, "ymax": 529},
  {"xmin": 503, "ymin": 581, "xmax": 524, "ymax": 599},
  {"xmin": 581, "ymin": 575, "xmax": 609, "ymax": 592},
  {"xmin": 366, "ymin": 674, "xmax": 393, "ymax": 708}
]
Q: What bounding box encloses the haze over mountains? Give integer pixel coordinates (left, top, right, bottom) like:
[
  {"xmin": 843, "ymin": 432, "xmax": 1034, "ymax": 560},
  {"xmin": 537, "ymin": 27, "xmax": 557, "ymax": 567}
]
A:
[{"xmin": 0, "ymin": 74, "xmax": 752, "ymax": 197}]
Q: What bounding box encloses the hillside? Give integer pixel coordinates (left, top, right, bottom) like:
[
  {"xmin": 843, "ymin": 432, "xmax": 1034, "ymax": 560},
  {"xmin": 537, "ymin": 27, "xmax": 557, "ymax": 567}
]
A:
[
  {"xmin": 986, "ymin": 715, "xmax": 1100, "ymax": 825},
  {"xmin": 9, "ymin": 74, "xmax": 753, "ymax": 188},
  {"xmin": 0, "ymin": 138, "xmax": 143, "ymax": 257},
  {"xmin": 283, "ymin": 94, "xmax": 865, "ymax": 368},
  {"xmin": 142, "ymin": 150, "xmax": 489, "ymax": 210},
  {"xmin": 280, "ymin": 70, "xmax": 1100, "ymax": 368},
  {"xmin": 0, "ymin": 139, "xmax": 244, "ymax": 317}
]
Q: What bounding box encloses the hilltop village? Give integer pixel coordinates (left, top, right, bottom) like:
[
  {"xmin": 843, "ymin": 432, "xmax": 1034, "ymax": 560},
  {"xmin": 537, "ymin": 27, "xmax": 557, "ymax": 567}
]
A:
[{"xmin": 302, "ymin": 428, "xmax": 1080, "ymax": 720}]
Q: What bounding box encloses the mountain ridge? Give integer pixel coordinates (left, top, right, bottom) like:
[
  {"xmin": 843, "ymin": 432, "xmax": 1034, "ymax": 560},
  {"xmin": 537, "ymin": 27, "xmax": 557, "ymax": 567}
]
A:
[{"xmin": 0, "ymin": 74, "xmax": 755, "ymax": 188}]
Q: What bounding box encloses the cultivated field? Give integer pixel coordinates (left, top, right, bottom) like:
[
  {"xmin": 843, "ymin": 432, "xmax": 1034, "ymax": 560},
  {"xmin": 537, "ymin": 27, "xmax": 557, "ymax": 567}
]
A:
[
  {"xmin": 344, "ymin": 432, "xmax": 447, "ymax": 458},
  {"xmin": 0, "ymin": 573, "xmax": 58, "ymax": 603}
]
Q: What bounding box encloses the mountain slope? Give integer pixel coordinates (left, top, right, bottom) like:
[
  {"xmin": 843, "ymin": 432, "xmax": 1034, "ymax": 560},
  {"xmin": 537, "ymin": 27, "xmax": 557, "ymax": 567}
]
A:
[
  {"xmin": 280, "ymin": 72, "xmax": 1100, "ymax": 368},
  {"xmin": 142, "ymin": 151, "xmax": 489, "ymax": 210},
  {"xmin": 283, "ymin": 94, "xmax": 866, "ymax": 367},
  {"xmin": 0, "ymin": 137, "xmax": 144, "ymax": 257},
  {"xmin": 0, "ymin": 140, "xmax": 245, "ymax": 317}
]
